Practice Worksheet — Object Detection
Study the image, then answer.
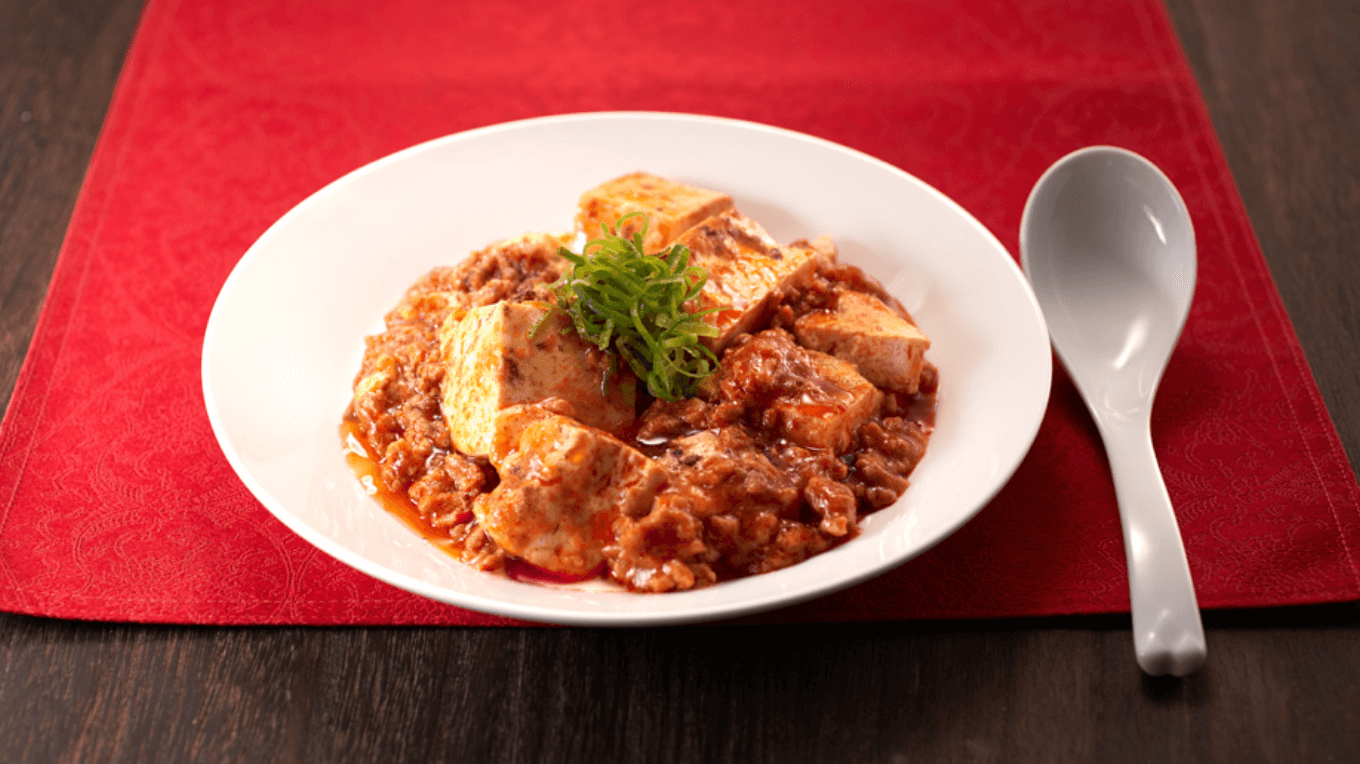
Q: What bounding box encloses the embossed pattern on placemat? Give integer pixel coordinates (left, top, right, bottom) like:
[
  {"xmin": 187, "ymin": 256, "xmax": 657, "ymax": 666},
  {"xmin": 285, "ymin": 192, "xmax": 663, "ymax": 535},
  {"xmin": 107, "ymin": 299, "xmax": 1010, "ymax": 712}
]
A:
[{"xmin": 0, "ymin": 0, "xmax": 1356, "ymax": 624}]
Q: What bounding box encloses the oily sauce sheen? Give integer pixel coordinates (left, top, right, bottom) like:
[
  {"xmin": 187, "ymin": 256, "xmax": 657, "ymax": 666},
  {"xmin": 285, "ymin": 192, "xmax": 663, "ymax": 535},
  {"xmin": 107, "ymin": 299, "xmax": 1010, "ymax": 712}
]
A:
[
  {"xmin": 343, "ymin": 418, "xmax": 607, "ymax": 586},
  {"xmin": 342, "ymin": 245, "xmax": 937, "ymax": 591},
  {"xmin": 340, "ymin": 419, "xmax": 459, "ymax": 544},
  {"xmin": 343, "ymin": 175, "xmax": 938, "ymax": 593}
]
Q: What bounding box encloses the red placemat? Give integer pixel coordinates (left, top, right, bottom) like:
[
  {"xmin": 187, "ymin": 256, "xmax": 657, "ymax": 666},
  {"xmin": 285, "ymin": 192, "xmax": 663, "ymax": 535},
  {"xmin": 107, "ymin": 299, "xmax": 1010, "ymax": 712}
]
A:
[{"xmin": 2, "ymin": 0, "xmax": 1357, "ymax": 626}]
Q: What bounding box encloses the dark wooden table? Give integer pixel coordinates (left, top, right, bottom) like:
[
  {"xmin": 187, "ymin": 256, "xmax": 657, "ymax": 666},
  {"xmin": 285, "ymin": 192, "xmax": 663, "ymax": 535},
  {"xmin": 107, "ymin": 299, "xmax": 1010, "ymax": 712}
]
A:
[{"xmin": 3, "ymin": 1, "xmax": 1357, "ymax": 761}]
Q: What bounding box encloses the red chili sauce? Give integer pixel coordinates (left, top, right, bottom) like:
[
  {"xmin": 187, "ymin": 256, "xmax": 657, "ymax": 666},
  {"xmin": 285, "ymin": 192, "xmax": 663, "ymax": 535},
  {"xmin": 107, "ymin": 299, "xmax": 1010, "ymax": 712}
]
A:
[{"xmin": 343, "ymin": 237, "xmax": 936, "ymax": 592}]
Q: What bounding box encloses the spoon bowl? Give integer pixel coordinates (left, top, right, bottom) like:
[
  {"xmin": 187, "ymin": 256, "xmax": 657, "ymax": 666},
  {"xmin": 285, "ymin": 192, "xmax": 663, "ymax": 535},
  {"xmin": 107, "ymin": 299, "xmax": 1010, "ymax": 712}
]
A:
[{"xmin": 1020, "ymin": 146, "xmax": 1206, "ymax": 676}]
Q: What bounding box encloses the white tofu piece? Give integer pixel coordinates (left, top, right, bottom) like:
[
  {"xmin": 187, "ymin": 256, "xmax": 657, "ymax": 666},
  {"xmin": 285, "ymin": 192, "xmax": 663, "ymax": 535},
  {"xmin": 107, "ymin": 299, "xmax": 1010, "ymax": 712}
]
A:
[
  {"xmin": 722, "ymin": 329, "xmax": 882, "ymax": 453},
  {"xmin": 771, "ymin": 350, "xmax": 882, "ymax": 453},
  {"xmin": 439, "ymin": 302, "xmax": 636, "ymax": 457},
  {"xmin": 474, "ymin": 404, "xmax": 668, "ymax": 576},
  {"xmin": 678, "ymin": 210, "xmax": 830, "ymax": 354},
  {"xmin": 793, "ymin": 290, "xmax": 931, "ymax": 394},
  {"xmin": 576, "ymin": 173, "xmax": 733, "ymax": 253}
]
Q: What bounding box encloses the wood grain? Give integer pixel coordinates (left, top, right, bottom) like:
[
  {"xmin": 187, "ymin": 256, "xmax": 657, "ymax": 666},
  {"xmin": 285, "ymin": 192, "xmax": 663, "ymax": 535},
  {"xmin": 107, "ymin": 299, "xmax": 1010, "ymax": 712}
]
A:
[
  {"xmin": 0, "ymin": 0, "xmax": 142, "ymax": 414},
  {"xmin": 0, "ymin": 1, "xmax": 1357, "ymax": 762},
  {"xmin": 1164, "ymin": 0, "xmax": 1360, "ymax": 473}
]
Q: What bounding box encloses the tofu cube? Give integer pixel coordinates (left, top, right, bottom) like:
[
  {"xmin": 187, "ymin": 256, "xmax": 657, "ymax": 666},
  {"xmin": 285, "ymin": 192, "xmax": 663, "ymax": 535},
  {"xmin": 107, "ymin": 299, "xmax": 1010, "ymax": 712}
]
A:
[
  {"xmin": 771, "ymin": 349, "xmax": 882, "ymax": 453},
  {"xmin": 678, "ymin": 210, "xmax": 830, "ymax": 354},
  {"xmin": 722, "ymin": 329, "xmax": 882, "ymax": 453},
  {"xmin": 439, "ymin": 302, "xmax": 636, "ymax": 457},
  {"xmin": 474, "ymin": 404, "xmax": 668, "ymax": 575},
  {"xmin": 794, "ymin": 290, "xmax": 931, "ymax": 394},
  {"xmin": 576, "ymin": 172, "xmax": 733, "ymax": 253}
]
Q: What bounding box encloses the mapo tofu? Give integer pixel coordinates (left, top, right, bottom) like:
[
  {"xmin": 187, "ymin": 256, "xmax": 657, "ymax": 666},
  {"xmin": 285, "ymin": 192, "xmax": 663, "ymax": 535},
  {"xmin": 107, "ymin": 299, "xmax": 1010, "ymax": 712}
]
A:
[{"xmin": 343, "ymin": 173, "xmax": 937, "ymax": 592}]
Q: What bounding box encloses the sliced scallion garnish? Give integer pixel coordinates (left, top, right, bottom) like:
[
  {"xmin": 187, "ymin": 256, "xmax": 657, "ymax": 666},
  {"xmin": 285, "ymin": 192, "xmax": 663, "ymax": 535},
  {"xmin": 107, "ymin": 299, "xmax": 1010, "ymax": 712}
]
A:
[{"xmin": 532, "ymin": 212, "xmax": 724, "ymax": 401}]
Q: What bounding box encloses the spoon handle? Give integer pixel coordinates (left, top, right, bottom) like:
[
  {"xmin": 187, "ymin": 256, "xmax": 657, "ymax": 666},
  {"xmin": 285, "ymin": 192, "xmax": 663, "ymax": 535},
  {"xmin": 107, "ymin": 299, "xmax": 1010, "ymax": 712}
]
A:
[{"xmin": 1097, "ymin": 412, "xmax": 1207, "ymax": 677}]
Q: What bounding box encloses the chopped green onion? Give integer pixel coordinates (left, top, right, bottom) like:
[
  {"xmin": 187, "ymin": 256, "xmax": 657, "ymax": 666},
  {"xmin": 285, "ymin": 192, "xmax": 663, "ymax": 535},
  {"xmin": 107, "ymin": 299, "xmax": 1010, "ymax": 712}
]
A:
[{"xmin": 531, "ymin": 212, "xmax": 724, "ymax": 401}]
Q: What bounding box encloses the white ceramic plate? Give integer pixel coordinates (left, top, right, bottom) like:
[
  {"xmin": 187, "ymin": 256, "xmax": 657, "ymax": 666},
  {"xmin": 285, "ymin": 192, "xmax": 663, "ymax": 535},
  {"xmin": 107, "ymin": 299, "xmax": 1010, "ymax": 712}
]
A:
[{"xmin": 202, "ymin": 112, "xmax": 1051, "ymax": 625}]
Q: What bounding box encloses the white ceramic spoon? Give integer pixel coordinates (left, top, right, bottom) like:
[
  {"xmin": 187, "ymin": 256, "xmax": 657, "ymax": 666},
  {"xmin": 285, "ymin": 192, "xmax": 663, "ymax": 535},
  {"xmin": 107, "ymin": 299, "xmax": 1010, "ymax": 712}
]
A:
[{"xmin": 1020, "ymin": 146, "xmax": 1207, "ymax": 676}]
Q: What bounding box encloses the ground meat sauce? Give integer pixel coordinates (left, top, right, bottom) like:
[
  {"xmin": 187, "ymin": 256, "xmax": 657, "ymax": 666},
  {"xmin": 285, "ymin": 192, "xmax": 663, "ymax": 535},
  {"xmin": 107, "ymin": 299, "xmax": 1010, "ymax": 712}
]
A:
[
  {"xmin": 343, "ymin": 235, "xmax": 568, "ymax": 570},
  {"xmin": 343, "ymin": 231, "xmax": 936, "ymax": 593}
]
